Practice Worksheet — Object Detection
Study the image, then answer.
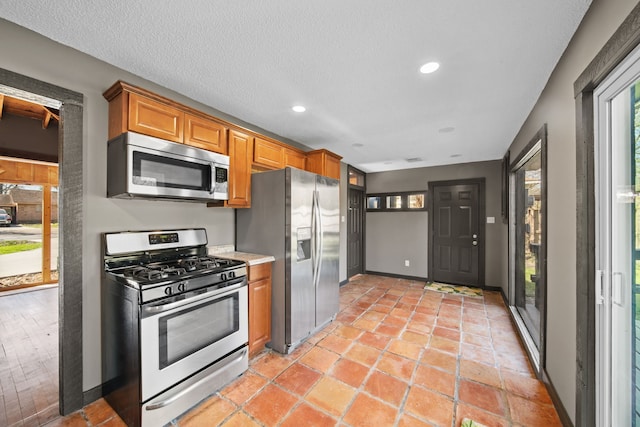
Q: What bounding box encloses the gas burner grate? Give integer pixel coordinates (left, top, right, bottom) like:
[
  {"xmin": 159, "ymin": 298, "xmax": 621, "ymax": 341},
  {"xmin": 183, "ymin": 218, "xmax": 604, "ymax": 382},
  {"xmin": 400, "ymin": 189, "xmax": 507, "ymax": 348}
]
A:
[{"xmin": 124, "ymin": 266, "xmax": 167, "ymax": 281}]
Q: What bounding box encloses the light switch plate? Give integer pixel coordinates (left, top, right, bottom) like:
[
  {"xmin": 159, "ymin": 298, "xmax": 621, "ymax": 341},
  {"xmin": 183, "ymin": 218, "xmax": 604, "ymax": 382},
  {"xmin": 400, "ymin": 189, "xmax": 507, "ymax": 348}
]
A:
[{"xmin": 487, "ymin": 216, "xmax": 495, "ymax": 224}]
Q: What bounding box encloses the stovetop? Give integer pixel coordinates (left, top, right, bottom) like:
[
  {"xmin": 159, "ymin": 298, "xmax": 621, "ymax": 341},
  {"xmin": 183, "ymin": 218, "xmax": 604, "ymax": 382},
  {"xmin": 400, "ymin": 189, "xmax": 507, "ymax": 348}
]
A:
[
  {"xmin": 121, "ymin": 256, "xmax": 241, "ymax": 282},
  {"xmin": 107, "ymin": 255, "xmax": 245, "ymax": 286},
  {"xmin": 103, "ymin": 229, "xmax": 248, "ymax": 301}
]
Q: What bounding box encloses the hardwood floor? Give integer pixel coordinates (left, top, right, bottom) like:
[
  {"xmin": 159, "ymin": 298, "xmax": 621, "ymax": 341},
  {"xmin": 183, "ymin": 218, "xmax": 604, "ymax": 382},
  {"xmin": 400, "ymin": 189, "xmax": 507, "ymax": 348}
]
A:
[{"xmin": 0, "ymin": 286, "xmax": 58, "ymax": 427}]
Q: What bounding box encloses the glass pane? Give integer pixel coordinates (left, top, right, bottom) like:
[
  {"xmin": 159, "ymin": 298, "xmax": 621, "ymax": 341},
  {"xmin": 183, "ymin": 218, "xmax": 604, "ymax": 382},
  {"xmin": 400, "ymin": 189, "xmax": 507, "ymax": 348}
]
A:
[
  {"xmin": 514, "ymin": 149, "xmax": 542, "ymax": 350},
  {"xmin": 160, "ymin": 294, "xmax": 238, "ymax": 368},
  {"xmin": 386, "ymin": 195, "xmax": 402, "ymax": 209},
  {"xmin": 349, "ymin": 169, "xmax": 365, "ymax": 187},
  {"xmin": 608, "ymin": 80, "xmax": 638, "ymax": 426},
  {"xmin": 408, "ymin": 194, "xmax": 425, "ymax": 209},
  {"xmin": 367, "ymin": 196, "xmax": 381, "ymax": 209}
]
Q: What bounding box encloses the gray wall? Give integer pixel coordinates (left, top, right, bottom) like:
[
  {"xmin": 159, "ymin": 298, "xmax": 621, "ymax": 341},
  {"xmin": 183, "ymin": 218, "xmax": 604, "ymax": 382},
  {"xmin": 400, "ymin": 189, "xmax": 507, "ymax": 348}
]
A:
[
  {"xmin": 339, "ymin": 163, "xmax": 348, "ymax": 283},
  {"xmin": 365, "ymin": 160, "xmax": 504, "ymax": 288},
  {"xmin": 0, "ymin": 18, "xmax": 323, "ymax": 392},
  {"xmin": 505, "ymin": 0, "xmax": 638, "ymax": 422}
]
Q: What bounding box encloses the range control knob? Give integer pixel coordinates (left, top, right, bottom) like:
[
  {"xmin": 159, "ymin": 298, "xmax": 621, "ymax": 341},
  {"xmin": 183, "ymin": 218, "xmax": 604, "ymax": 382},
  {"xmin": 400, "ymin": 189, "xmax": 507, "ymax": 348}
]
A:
[
  {"xmin": 220, "ymin": 273, "xmax": 227, "ymax": 281},
  {"xmin": 229, "ymin": 271, "xmax": 235, "ymax": 279},
  {"xmin": 177, "ymin": 282, "xmax": 186, "ymax": 292},
  {"xmin": 164, "ymin": 287, "xmax": 173, "ymax": 296}
]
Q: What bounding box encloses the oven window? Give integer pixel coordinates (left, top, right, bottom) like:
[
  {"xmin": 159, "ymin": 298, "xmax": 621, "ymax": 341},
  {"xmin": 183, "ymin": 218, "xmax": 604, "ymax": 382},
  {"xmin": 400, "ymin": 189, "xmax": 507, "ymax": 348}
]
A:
[
  {"xmin": 159, "ymin": 294, "xmax": 238, "ymax": 369},
  {"xmin": 133, "ymin": 151, "xmax": 210, "ymax": 191}
]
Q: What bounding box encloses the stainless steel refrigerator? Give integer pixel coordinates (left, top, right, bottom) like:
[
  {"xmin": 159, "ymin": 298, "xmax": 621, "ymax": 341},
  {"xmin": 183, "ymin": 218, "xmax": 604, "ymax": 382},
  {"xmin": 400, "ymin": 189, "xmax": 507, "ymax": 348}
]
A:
[{"xmin": 236, "ymin": 167, "xmax": 340, "ymax": 354}]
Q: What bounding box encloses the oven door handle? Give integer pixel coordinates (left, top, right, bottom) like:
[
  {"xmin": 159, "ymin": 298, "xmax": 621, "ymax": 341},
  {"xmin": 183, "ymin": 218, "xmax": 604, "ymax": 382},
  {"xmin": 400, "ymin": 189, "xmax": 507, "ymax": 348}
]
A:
[
  {"xmin": 145, "ymin": 347, "xmax": 248, "ymax": 411},
  {"xmin": 142, "ymin": 279, "xmax": 245, "ymax": 315}
]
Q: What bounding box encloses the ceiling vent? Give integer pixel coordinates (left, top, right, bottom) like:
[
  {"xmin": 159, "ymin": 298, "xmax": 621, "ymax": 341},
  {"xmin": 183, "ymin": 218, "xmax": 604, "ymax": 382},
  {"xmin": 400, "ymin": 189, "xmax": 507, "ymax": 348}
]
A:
[{"xmin": 405, "ymin": 157, "xmax": 423, "ymax": 163}]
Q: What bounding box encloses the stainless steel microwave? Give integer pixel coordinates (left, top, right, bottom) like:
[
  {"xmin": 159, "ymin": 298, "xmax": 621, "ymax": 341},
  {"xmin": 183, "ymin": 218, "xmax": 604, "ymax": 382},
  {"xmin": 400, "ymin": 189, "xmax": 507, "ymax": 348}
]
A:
[{"xmin": 107, "ymin": 132, "xmax": 229, "ymax": 202}]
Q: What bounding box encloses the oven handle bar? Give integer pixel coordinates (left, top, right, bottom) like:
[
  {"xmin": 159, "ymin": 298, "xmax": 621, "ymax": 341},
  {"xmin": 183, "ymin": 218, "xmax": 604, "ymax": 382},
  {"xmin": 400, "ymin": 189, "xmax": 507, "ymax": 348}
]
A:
[
  {"xmin": 145, "ymin": 347, "xmax": 248, "ymax": 411},
  {"xmin": 142, "ymin": 278, "xmax": 245, "ymax": 315}
]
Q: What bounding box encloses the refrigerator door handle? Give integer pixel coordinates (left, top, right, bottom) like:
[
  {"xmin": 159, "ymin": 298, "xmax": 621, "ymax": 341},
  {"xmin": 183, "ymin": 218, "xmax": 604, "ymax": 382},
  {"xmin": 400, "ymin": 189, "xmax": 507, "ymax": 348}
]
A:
[
  {"xmin": 311, "ymin": 191, "xmax": 318, "ymax": 288},
  {"xmin": 311, "ymin": 190, "xmax": 318, "ymax": 287},
  {"xmin": 316, "ymin": 190, "xmax": 323, "ymax": 287}
]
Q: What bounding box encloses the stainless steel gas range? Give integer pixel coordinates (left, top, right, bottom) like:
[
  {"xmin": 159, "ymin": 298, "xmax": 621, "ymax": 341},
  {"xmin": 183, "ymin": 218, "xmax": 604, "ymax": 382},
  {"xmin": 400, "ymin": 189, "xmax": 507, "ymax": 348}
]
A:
[{"xmin": 101, "ymin": 228, "xmax": 248, "ymax": 427}]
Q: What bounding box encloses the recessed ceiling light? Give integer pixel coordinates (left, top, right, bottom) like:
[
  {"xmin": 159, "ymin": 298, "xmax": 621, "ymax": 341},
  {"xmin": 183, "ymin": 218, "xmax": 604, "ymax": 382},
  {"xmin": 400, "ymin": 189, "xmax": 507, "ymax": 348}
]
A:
[
  {"xmin": 292, "ymin": 105, "xmax": 306, "ymax": 113},
  {"xmin": 450, "ymin": 154, "xmax": 462, "ymax": 158},
  {"xmin": 438, "ymin": 127, "xmax": 455, "ymax": 133},
  {"xmin": 352, "ymin": 143, "xmax": 364, "ymax": 148},
  {"xmin": 420, "ymin": 62, "xmax": 440, "ymax": 74},
  {"xmin": 406, "ymin": 157, "xmax": 423, "ymax": 163}
]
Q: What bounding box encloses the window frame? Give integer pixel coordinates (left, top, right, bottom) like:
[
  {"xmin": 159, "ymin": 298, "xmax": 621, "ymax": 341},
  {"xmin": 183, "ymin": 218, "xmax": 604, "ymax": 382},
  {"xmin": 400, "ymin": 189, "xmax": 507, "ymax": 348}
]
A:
[{"xmin": 366, "ymin": 191, "xmax": 428, "ymax": 212}]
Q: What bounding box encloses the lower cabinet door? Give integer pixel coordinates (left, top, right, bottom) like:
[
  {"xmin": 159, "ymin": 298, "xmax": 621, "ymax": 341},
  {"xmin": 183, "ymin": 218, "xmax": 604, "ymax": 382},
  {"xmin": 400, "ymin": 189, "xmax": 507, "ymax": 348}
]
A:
[{"xmin": 249, "ymin": 278, "xmax": 271, "ymax": 356}]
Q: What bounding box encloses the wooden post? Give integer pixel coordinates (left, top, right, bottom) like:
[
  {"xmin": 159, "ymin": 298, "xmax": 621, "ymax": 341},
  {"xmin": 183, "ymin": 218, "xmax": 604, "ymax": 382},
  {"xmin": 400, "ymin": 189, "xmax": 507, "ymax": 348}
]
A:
[{"xmin": 42, "ymin": 184, "xmax": 51, "ymax": 283}]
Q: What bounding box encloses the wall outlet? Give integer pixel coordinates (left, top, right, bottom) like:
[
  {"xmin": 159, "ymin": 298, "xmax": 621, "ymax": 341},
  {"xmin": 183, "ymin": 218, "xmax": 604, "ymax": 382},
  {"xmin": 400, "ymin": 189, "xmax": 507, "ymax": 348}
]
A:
[{"xmin": 405, "ymin": 260, "xmax": 410, "ymax": 267}]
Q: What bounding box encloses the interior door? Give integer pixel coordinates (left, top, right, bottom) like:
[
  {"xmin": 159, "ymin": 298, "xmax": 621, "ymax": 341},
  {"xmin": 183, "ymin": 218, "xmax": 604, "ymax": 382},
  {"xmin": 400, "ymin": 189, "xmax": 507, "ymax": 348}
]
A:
[
  {"xmin": 347, "ymin": 187, "xmax": 365, "ymax": 278},
  {"xmin": 594, "ymin": 45, "xmax": 640, "ymax": 426},
  {"xmin": 430, "ymin": 181, "xmax": 483, "ymax": 286}
]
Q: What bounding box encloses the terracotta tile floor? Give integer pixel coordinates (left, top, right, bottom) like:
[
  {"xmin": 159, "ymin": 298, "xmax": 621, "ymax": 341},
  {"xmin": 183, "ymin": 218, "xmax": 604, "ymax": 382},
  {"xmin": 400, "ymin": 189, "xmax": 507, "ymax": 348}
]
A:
[{"xmin": 42, "ymin": 275, "xmax": 562, "ymax": 427}]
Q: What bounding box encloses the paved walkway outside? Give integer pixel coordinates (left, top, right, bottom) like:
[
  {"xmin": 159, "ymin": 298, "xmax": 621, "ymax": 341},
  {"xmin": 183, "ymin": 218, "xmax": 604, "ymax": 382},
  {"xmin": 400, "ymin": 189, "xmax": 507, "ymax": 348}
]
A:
[{"xmin": 0, "ymin": 225, "xmax": 59, "ymax": 277}]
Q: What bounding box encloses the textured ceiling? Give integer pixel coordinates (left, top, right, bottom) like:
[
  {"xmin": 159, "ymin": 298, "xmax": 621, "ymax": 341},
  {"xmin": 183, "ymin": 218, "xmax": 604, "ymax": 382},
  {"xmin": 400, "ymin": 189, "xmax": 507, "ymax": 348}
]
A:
[{"xmin": 0, "ymin": 0, "xmax": 592, "ymax": 172}]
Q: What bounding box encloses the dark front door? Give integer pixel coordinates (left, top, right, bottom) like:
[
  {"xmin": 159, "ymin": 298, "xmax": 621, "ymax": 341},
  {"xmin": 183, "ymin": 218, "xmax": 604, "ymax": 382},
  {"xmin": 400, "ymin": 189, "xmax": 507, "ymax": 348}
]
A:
[
  {"xmin": 347, "ymin": 188, "xmax": 364, "ymax": 278},
  {"xmin": 430, "ymin": 180, "xmax": 484, "ymax": 287}
]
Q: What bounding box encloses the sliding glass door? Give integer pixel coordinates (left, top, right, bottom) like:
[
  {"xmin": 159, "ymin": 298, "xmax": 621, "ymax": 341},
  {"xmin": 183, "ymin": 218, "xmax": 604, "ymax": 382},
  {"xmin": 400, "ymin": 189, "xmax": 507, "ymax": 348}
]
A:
[
  {"xmin": 594, "ymin": 45, "xmax": 640, "ymax": 426},
  {"xmin": 509, "ymin": 131, "xmax": 546, "ymax": 370},
  {"xmin": 514, "ymin": 149, "xmax": 543, "ymax": 349}
]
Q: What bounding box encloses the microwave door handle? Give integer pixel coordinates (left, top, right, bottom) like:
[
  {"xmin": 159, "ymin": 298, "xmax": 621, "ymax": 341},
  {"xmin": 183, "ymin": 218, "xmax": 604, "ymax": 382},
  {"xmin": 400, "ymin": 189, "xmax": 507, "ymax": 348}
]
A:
[{"xmin": 209, "ymin": 163, "xmax": 215, "ymax": 194}]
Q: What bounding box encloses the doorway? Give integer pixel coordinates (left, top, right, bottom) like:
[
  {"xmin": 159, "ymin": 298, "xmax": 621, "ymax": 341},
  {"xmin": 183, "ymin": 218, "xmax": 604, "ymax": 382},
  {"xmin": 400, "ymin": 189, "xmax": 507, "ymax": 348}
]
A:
[
  {"xmin": 428, "ymin": 179, "xmax": 485, "ymax": 287},
  {"xmin": 347, "ymin": 166, "xmax": 366, "ymax": 279},
  {"xmin": 0, "ymin": 68, "xmax": 84, "ymax": 416},
  {"xmin": 593, "ymin": 43, "xmax": 640, "ymax": 426}
]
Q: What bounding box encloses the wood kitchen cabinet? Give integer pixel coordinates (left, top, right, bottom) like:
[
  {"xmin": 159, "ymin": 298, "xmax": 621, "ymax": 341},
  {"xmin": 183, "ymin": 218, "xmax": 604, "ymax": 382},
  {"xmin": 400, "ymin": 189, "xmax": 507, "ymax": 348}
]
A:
[
  {"xmin": 284, "ymin": 147, "xmax": 307, "ymax": 170},
  {"xmin": 104, "ymin": 81, "xmax": 344, "ymax": 208},
  {"xmin": 226, "ymin": 128, "xmax": 253, "ymax": 208},
  {"xmin": 184, "ymin": 113, "xmax": 227, "ymax": 154},
  {"xmin": 253, "ymin": 137, "xmax": 284, "ymax": 169},
  {"xmin": 103, "ymin": 81, "xmax": 228, "ymax": 154},
  {"xmin": 248, "ymin": 262, "xmax": 272, "ymax": 356},
  {"xmin": 306, "ymin": 149, "xmax": 342, "ymax": 180},
  {"xmin": 127, "ymin": 92, "xmax": 184, "ymax": 143}
]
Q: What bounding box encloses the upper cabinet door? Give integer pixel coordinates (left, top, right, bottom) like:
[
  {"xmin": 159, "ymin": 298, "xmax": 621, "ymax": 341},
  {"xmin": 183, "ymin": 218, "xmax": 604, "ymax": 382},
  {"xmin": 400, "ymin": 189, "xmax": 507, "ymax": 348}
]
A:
[
  {"xmin": 284, "ymin": 148, "xmax": 306, "ymax": 170},
  {"xmin": 306, "ymin": 149, "xmax": 342, "ymax": 180},
  {"xmin": 227, "ymin": 129, "xmax": 253, "ymax": 208},
  {"xmin": 128, "ymin": 92, "xmax": 184, "ymax": 143},
  {"xmin": 253, "ymin": 137, "xmax": 284, "ymax": 169},
  {"xmin": 185, "ymin": 114, "xmax": 228, "ymax": 154}
]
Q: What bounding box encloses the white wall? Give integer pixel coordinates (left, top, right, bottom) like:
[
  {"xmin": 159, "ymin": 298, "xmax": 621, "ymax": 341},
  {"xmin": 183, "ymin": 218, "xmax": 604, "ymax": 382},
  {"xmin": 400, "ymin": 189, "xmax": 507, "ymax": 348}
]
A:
[{"xmin": 506, "ymin": 0, "xmax": 638, "ymax": 421}]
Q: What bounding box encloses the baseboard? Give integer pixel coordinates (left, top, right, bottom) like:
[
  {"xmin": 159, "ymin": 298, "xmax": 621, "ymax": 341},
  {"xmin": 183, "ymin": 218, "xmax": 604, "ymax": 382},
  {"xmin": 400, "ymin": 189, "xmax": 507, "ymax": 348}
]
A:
[
  {"xmin": 83, "ymin": 384, "xmax": 103, "ymax": 406},
  {"xmin": 484, "ymin": 285, "xmax": 503, "ymax": 293},
  {"xmin": 339, "ymin": 279, "xmax": 349, "ymax": 287},
  {"xmin": 541, "ymin": 368, "xmax": 574, "ymax": 427},
  {"xmin": 364, "ymin": 270, "xmax": 428, "ymax": 282}
]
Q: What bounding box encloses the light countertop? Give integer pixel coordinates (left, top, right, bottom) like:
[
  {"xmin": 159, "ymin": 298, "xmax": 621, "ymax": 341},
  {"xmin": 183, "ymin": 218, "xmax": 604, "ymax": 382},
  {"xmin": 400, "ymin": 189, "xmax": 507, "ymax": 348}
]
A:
[{"xmin": 208, "ymin": 246, "xmax": 275, "ymax": 266}]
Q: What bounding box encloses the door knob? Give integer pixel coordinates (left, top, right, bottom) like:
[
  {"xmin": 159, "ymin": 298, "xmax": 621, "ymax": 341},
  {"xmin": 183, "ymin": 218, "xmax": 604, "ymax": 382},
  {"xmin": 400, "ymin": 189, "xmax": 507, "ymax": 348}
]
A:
[
  {"xmin": 473, "ymin": 234, "xmax": 477, "ymax": 238},
  {"xmin": 472, "ymin": 241, "xmax": 478, "ymax": 246}
]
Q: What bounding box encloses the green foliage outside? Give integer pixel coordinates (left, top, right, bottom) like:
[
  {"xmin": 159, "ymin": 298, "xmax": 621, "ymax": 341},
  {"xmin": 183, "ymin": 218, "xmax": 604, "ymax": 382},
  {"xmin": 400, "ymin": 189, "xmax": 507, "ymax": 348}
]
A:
[{"xmin": 0, "ymin": 240, "xmax": 42, "ymax": 255}]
